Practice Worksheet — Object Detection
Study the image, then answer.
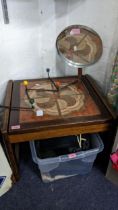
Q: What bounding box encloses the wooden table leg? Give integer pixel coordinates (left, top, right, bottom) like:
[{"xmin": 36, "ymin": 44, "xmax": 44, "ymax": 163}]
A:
[{"xmin": 3, "ymin": 134, "xmax": 20, "ymax": 182}]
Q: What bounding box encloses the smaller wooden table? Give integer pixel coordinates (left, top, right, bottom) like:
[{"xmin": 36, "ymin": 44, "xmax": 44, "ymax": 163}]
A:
[{"xmin": 1, "ymin": 75, "xmax": 116, "ymax": 181}]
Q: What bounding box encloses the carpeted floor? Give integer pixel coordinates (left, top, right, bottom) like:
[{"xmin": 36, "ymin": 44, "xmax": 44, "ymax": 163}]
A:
[{"xmin": 0, "ymin": 142, "xmax": 118, "ymax": 210}]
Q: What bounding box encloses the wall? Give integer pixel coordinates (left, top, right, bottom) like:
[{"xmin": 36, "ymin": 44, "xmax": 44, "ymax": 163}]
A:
[{"xmin": 0, "ymin": 0, "xmax": 118, "ymax": 103}]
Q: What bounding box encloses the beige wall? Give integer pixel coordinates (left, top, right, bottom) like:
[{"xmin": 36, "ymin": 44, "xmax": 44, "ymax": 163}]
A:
[{"xmin": 0, "ymin": 143, "xmax": 12, "ymax": 197}]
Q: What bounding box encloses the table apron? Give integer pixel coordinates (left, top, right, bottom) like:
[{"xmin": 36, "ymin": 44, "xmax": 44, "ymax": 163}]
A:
[{"xmin": 8, "ymin": 123, "xmax": 111, "ymax": 143}]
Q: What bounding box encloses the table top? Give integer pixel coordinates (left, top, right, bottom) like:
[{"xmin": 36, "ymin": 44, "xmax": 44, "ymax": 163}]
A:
[{"xmin": 2, "ymin": 75, "xmax": 114, "ymax": 136}]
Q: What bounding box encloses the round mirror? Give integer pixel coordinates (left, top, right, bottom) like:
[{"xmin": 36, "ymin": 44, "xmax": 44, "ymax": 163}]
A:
[{"xmin": 56, "ymin": 25, "xmax": 103, "ymax": 68}]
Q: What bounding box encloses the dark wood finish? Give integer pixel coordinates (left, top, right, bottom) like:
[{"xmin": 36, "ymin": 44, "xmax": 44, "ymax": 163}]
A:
[
  {"xmin": 2, "ymin": 134, "xmax": 19, "ymax": 181},
  {"xmin": 78, "ymin": 68, "xmax": 83, "ymax": 78},
  {"xmin": 8, "ymin": 122, "xmax": 112, "ymax": 144},
  {"xmin": 8, "ymin": 75, "xmax": 112, "ymax": 134},
  {"xmin": 1, "ymin": 75, "xmax": 116, "ymax": 181},
  {"xmin": 1, "ymin": 81, "xmax": 19, "ymax": 181},
  {"xmin": 1, "ymin": 80, "xmax": 13, "ymax": 134},
  {"xmin": 85, "ymin": 75, "xmax": 116, "ymax": 119}
]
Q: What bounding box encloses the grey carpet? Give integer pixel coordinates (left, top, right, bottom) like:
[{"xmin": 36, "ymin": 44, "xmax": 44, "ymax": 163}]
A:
[{"xmin": 0, "ymin": 143, "xmax": 118, "ymax": 210}]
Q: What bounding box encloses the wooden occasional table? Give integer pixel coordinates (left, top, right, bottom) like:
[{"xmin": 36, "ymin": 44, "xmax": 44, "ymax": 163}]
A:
[{"xmin": 1, "ymin": 75, "xmax": 116, "ymax": 182}]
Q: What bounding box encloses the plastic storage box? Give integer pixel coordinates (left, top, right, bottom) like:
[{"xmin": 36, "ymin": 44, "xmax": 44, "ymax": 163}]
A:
[{"xmin": 29, "ymin": 134, "xmax": 104, "ymax": 182}]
